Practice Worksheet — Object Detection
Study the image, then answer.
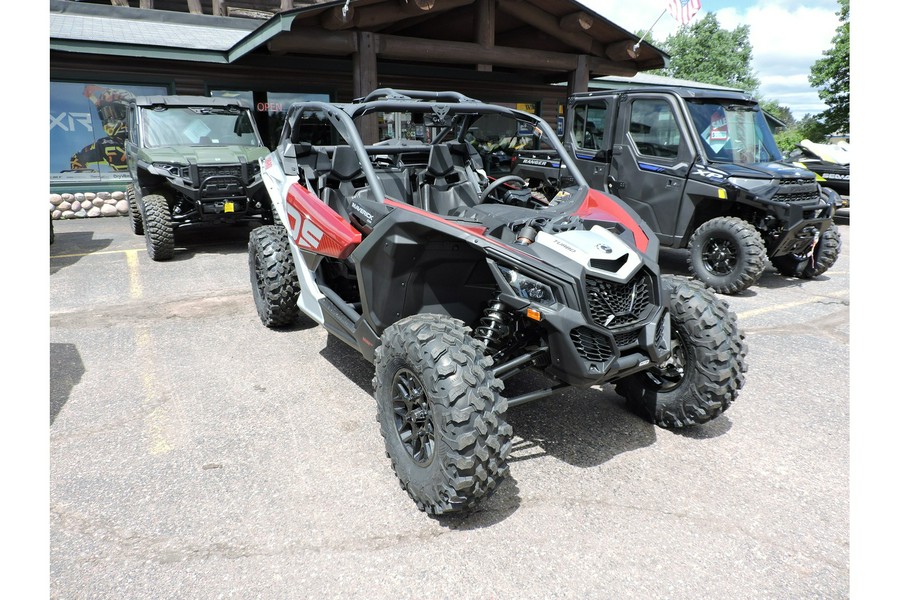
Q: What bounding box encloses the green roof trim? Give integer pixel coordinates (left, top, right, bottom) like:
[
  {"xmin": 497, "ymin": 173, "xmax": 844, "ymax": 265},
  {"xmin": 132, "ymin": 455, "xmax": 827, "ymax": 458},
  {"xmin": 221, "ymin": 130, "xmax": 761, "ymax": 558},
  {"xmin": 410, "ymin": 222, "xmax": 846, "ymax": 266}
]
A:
[{"xmin": 226, "ymin": 11, "xmax": 298, "ymax": 63}]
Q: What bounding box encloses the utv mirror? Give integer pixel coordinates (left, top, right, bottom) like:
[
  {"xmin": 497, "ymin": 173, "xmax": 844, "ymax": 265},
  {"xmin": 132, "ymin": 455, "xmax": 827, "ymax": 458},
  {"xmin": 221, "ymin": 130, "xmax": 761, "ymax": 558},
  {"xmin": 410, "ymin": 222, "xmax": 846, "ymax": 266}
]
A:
[{"xmin": 235, "ymin": 113, "xmax": 255, "ymax": 135}]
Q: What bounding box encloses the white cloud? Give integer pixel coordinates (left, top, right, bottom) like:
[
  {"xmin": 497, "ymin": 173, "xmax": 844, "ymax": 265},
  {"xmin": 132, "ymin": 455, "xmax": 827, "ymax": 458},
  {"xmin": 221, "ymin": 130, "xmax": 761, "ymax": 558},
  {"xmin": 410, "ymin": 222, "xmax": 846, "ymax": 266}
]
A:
[{"xmin": 579, "ymin": 0, "xmax": 841, "ymax": 118}]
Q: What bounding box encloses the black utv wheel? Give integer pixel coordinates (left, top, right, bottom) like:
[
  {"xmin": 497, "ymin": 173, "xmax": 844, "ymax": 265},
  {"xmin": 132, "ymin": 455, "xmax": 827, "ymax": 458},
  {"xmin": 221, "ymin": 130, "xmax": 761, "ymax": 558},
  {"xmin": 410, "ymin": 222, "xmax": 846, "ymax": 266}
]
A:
[
  {"xmin": 688, "ymin": 216, "xmax": 767, "ymax": 294},
  {"xmin": 141, "ymin": 194, "xmax": 174, "ymax": 261},
  {"xmin": 771, "ymin": 224, "xmax": 842, "ymax": 279},
  {"xmin": 374, "ymin": 314, "xmax": 513, "ymax": 515},
  {"xmin": 248, "ymin": 225, "xmax": 301, "ymax": 328},
  {"xmin": 126, "ymin": 184, "xmax": 143, "ymax": 235},
  {"xmin": 616, "ymin": 275, "xmax": 748, "ymax": 428}
]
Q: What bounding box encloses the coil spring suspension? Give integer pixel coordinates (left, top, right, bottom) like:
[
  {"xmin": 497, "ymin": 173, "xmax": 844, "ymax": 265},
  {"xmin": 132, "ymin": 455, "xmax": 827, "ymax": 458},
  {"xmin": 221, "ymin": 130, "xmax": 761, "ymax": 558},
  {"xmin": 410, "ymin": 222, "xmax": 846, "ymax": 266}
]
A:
[{"xmin": 474, "ymin": 294, "xmax": 513, "ymax": 353}]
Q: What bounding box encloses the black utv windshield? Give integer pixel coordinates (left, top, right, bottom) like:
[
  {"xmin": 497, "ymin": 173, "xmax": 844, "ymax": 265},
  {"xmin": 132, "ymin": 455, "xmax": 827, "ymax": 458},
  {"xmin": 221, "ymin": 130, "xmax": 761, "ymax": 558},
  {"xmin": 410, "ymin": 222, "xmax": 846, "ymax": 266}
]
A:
[
  {"xmin": 141, "ymin": 106, "xmax": 263, "ymax": 148},
  {"xmin": 686, "ymin": 99, "xmax": 782, "ymax": 164}
]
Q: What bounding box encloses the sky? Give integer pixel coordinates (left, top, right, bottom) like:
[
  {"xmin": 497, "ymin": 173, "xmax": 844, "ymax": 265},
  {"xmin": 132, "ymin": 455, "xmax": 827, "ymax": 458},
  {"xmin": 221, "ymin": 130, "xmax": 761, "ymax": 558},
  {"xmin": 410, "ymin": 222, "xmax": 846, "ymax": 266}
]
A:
[{"xmin": 580, "ymin": 0, "xmax": 843, "ymax": 119}]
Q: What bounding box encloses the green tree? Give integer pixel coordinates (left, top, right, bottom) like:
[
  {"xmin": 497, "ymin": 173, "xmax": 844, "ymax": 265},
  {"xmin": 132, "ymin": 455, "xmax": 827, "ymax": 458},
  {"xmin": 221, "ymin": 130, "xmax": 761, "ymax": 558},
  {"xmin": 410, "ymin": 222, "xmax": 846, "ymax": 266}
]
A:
[
  {"xmin": 809, "ymin": 0, "xmax": 849, "ymax": 135},
  {"xmin": 660, "ymin": 13, "xmax": 760, "ymax": 92}
]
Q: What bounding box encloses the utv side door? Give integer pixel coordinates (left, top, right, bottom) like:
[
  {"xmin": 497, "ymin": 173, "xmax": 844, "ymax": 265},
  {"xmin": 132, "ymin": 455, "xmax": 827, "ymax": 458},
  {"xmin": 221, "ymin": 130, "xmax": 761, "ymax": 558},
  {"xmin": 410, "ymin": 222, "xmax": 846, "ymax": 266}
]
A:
[
  {"xmin": 566, "ymin": 98, "xmax": 612, "ymax": 190},
  {"xmin": 608, "ymin": 94, "xmax": 696, "ymax": 247}
]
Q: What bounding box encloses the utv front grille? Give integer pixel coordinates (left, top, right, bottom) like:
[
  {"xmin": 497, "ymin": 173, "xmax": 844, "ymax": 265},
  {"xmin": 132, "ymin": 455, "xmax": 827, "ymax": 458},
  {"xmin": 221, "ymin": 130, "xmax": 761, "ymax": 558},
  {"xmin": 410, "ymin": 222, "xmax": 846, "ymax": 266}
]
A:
[
  {"xmin": 570, "ymin": 328, "xmax": 614, "ymax": 362},
  {"xmin": 198, "ymin": 165, "xmax": 243, "ymax": 181},
  {"xmin": 773, "ymin": 179, "xmax": 820, "ymax": 204},
  {"xmin": 585, "ymin": 270, "xmax": 653, "ymax": 329}
]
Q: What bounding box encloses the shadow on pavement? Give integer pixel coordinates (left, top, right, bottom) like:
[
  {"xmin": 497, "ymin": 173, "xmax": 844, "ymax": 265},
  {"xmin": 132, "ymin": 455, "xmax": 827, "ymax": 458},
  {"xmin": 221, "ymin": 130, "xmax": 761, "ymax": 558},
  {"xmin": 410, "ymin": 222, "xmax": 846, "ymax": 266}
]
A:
[
  {"xmin": 49, "ymin": 231, "xmax": 113, "ymax": 274},
  {"xmin": 50, "ymin": 343, "xmax": 85, "ymax": 425}
]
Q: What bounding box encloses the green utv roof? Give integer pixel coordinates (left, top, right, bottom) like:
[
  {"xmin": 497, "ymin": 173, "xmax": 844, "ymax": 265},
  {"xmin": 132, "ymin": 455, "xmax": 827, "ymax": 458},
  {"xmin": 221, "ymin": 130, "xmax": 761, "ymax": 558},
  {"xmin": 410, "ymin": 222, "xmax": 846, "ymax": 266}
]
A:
[{"xmin": 133, "ymin": 95, "xmax": 250, "ymax": 109}]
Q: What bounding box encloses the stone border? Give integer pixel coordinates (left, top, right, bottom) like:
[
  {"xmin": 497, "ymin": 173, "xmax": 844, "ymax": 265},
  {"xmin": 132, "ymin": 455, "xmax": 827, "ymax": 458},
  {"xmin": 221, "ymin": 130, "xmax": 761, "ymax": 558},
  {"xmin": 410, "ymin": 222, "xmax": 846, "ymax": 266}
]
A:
[{"xmin": 50, "ymin": 191, "xmax": 129, "ymax": 219}]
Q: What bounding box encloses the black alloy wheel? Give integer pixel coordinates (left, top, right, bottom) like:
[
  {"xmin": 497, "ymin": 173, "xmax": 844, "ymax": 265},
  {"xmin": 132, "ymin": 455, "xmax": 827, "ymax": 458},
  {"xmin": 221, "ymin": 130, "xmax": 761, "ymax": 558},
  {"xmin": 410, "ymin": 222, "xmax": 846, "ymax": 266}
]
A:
[{"xmin": 391, "ymin": 368, "xmax": 435, "ymax": 466}]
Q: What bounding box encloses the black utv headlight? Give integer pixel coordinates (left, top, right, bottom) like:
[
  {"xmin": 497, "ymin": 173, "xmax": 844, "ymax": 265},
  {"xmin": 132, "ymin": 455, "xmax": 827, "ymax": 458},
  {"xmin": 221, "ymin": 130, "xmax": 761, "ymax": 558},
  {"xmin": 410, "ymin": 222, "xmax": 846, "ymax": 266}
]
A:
[{"xmin": 499, "ymin": 266, "xmax": 557, "ymax": 306}]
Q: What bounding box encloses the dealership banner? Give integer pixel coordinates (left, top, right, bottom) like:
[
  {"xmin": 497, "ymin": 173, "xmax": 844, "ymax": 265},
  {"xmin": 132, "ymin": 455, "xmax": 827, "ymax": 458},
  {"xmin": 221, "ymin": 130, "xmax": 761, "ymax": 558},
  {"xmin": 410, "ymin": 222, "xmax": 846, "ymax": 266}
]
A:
[{"xmin": 50, "ymin": 82, "xmax": 167, "ymax": 183}]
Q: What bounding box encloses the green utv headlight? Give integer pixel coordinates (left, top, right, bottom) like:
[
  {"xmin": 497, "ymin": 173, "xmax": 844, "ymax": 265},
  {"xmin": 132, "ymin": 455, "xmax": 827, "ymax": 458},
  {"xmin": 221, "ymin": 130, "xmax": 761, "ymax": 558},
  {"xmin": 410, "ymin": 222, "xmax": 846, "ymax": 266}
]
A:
[
  {"xmin": 151, "ymin": 162, "xmax": 185, "ymax": 178},
  {"xmin": 499, "ymin": 267, "xmax": 557, "ymax": 306}
]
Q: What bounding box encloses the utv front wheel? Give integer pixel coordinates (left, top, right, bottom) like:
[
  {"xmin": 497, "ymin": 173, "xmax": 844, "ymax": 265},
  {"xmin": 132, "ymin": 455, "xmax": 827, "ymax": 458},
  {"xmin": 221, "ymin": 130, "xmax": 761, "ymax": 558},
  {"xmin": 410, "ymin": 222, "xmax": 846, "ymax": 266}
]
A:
[
  {"xmin": 771, "ymin": 224, "xmax": 842, "ymax": 279},
  {"xmin": 616, "ymin": 276, "xmax": 748, "ymax": 428},
  {"xmin": 248, "ymin": 225, "xmax": 301, "ymax": 328},
  {"xmin": 126, "ymin": 184, "xmax": 143, "ymax": 235},
  {"xmin": 688, "ymin": 216, "xmax": 766, "ymax": 294},
  {"xmin": 374, "ymin": 314, "xmax": 512, "ymax": 514},
  {"xmin": 141, "ymin": 194, "xmax": 174, "ymax": 261}
]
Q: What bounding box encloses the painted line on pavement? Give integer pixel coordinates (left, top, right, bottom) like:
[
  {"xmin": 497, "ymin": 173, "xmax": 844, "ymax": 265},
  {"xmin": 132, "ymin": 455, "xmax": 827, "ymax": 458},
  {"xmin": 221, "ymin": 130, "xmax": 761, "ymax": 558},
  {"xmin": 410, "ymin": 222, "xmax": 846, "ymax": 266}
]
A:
[
  {"xmin": 51, "ymin": 247, "xmax": 146, "ymax": 259},
  {"xmin": 736, "ymin": 289, "xmax": 849, "ymax": 320},
  {"xmin": 125, "ymin": 249, "xmax": 143, "ymax": 300}
]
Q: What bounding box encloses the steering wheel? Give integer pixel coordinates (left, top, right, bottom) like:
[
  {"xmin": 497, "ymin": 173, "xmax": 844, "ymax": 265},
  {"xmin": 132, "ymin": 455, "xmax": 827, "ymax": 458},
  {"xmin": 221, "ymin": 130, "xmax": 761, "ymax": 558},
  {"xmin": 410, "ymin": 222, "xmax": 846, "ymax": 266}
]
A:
[{"xmin": 480, "ymin": 175, "xmax": 528, "ymax": 204}]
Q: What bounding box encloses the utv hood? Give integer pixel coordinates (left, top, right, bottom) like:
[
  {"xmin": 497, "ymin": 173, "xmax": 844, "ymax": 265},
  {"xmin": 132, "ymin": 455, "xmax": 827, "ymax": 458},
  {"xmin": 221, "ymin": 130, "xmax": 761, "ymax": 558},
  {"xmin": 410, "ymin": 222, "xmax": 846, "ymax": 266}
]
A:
[
  {"xmin": 141, "ymin": 145, "xmax": 269, "ymax": 165},
  {"xmin": 704, "ymin": 161, "xmax": 815, "ymax": 181}
]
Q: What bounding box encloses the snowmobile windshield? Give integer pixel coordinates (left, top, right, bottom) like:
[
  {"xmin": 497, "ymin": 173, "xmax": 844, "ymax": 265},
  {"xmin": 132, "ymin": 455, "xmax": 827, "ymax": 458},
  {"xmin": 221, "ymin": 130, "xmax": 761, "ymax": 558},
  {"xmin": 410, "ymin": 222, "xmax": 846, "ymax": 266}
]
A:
[
  {"xmin": 686, "ymin": 99, "xmax": 782, "ymax": 164},
  {"xmin": 141, "ymin": 106, "xmax": 263, "ymax": 148}
]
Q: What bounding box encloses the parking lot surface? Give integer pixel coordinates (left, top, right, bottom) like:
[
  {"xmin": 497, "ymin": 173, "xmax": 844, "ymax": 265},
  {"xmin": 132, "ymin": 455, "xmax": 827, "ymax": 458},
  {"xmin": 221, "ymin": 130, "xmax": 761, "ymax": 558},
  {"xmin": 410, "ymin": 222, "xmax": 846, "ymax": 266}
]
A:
[{"xmin": 50, "ymin": 215, "xmax": 850, "ymax": 599}]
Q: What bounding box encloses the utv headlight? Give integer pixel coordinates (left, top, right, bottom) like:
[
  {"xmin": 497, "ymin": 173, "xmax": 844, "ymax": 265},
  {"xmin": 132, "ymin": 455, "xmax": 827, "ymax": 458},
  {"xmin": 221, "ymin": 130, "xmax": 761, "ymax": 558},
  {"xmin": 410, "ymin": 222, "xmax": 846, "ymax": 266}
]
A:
[
  {"xmin": 499, "ymin": 267, "xmax": 557, "ymax": 306},
  {"xmin": 151, "ymin": 162, "xmax": 185, "ymax": 178},
  {"xmin": 728, "ymin": 177, "xmax": 775, "ymax": 194}
]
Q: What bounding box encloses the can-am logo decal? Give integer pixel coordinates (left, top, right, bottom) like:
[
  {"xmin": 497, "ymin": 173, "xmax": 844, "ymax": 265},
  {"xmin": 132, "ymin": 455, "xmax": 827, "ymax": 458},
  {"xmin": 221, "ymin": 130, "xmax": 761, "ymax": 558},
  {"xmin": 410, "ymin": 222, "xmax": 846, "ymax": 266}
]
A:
[
  {"xmin": 596, "ymin": 243, "xmax": 613, "ymax": 254},
  {"xmin": 286, "ymin": 201, "xmax": 324, "ymax": 250}
]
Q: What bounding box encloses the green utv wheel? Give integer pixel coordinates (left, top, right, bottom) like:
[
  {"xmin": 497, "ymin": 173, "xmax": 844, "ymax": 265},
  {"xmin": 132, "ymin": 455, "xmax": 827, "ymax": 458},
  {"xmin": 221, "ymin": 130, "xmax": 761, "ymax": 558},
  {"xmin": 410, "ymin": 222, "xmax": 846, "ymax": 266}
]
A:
[
  {"xmin": 126, "ymin": 184, "xmax": 143, "ymax": 235},
  {"xmin": 616, "ymin": 275, "xmax": 748, "ymax": 428},
  {"xmin": 374, "ymin": 314, "xmax": 513, "ymax": 515},
  {"xmin": 141, "ymin": 193, "xmax": 174, "ymax": 261},
  {"xmin": 248, "ymin": 225, "xmax": 301, "ymax": 328},
  {"xmin": 771, "ymin": 223, "xmax": 842, "ymax": 279},
  {"xmin": 688, "ymin": 216, "xmax": 767, "ymax": 295}
]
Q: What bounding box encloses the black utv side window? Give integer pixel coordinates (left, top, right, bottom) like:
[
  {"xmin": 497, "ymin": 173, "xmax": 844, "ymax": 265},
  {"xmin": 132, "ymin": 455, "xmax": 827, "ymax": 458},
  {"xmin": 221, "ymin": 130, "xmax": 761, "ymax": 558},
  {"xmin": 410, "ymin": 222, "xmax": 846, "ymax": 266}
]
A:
[
  {"xmin": 572, "ymin": 103, "xmax": 606, "ymax": 150},
  {"xmin": 628, "ymin": 99, "xmax": 681, "ymax": 158}
]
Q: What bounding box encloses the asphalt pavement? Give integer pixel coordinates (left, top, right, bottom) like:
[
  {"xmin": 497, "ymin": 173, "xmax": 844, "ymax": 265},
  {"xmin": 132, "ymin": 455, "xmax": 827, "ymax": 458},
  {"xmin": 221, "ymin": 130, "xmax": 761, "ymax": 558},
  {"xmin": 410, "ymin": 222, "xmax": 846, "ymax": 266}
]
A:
[{"xmin": 49, "ymin": 215, "xmax": 851, "ymax": 599}]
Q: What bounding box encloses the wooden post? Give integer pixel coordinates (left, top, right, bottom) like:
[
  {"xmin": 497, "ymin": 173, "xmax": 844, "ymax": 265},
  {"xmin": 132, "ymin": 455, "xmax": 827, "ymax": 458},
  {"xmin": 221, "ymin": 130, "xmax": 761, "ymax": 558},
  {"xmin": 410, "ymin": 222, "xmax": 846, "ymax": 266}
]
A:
[
  {"xmin": 212, "ymin": 0, "xmax": 225, "ymax": 17},
  {"xmin": 566, "ymin": 55, "xmax": 589, "ymax": 97},
  {"xmin": 476, "ymin": 0, "xmax": 495, "ymax": 72},
  {"xmin": 354, "ymin": 32, "xmax": 379, "ymax": 144}
]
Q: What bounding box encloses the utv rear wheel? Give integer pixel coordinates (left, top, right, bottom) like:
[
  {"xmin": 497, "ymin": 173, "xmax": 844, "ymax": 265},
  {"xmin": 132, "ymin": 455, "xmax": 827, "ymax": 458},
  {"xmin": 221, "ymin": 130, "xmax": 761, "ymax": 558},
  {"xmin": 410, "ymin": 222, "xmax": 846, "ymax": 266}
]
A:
[
  {"xmin": 374, "ymin": 314, "xmax": 512, "ymax": 515},
  {"xmin": 248, "ymin": 225, "xmax": 301, "ymax": 328},
  {"xmin": 688, "ymin": 217, "xmax": 766, "ymax": 294},
  {"xmin": 141, "ymin": 194, "xmax": 174, "ymax": 261},
  {"xmin": 616, "ymin": 276, "xmax": 748, "ymax": 428},
  {"xmin": 126, "ymin": 184, "xmax": 143, "ymax": 235},
  {"xmin": 771, "ymin": 224, "xmax": 842, "ymax": 279}
]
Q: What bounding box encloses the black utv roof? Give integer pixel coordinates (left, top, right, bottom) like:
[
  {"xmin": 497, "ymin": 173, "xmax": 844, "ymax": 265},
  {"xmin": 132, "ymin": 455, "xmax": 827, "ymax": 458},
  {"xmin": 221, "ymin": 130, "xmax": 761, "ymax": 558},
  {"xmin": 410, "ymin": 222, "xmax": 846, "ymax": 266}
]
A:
[
  {"xmin": 132, "ymin": 95, "xmax": 250, "ymax": 109},
  {"xmin": 569, "ymin": 86, "xmax": 756, "ymax": 104}
]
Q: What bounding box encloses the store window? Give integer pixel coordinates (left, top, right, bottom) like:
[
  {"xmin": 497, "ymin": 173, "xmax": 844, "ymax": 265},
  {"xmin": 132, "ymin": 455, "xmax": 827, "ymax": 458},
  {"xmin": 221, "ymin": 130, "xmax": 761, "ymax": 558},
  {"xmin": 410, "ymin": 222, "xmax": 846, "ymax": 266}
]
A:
[{"xmin": 50, "ymin": 81, "xmax": 168, "ymax": 184}]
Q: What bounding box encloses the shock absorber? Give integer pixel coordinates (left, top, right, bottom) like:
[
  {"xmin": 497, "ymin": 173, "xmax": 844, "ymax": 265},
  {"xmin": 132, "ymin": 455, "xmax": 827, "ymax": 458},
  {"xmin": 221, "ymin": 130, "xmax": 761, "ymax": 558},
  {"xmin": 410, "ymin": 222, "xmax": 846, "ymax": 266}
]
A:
[{"xmin": 474, "ymin": 294, "xmax": 513, "ymax": 353}]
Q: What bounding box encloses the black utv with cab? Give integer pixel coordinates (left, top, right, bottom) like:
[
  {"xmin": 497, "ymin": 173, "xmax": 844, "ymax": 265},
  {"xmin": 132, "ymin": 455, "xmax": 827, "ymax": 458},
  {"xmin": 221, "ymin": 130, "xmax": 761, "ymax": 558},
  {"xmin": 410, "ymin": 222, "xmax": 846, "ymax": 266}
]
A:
[{"xmin": 513, "ymin": 87, "xmax": 842, "ymax": 294}]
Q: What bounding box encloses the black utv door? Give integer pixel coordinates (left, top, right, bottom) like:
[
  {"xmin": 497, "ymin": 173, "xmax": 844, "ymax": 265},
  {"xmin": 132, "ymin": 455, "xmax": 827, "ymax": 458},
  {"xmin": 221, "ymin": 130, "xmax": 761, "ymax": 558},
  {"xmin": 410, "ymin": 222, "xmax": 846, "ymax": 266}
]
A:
[
  {"xmin": 566, "ymin": 99, "xmax": 612, "ymax": 190},
  {"xmin": 607, "ymin": 94, "xmax": 696, "ymax": 247}
]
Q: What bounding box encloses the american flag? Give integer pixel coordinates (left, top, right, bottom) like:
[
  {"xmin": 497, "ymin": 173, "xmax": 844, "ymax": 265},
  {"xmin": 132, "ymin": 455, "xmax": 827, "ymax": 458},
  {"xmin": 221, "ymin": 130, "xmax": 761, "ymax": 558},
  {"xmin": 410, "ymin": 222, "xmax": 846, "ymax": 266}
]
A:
[{"xmin": 667, "ymin": 0, "xmax": 702, "ymax": 26}]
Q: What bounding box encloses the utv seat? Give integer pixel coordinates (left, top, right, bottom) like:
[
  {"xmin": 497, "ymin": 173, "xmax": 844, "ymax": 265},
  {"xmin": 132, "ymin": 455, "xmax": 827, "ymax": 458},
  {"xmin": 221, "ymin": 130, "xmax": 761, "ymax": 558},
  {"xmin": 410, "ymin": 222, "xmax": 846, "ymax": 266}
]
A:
[
  {"xmin": 417, "ymin": 144, "xmax": 481, "ymax": 215},
  {"xmin": 322, "ymin": 146, "xmax": 368, "ymax": 222},
  {"xmin": 284, "ymin": 141, "xmax": 331, "ymax": 189}
]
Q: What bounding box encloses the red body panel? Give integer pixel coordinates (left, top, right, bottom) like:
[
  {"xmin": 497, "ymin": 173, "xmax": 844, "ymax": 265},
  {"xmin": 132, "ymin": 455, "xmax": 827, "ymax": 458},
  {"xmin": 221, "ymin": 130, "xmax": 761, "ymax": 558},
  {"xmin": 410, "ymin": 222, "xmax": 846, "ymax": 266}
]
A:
[
  {"xmin": 285, "ymin": 184, "xmax": 362, "ymax": 259},
  {"xmin": 576, "ymin": 189, "xmax": 650, "ymax": 253}
]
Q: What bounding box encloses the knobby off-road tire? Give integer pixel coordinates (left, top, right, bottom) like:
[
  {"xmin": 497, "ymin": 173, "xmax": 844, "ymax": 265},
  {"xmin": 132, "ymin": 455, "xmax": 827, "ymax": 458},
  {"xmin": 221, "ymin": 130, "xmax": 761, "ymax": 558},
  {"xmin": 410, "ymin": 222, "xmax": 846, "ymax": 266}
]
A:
[
  {"xmin": 141, "ymin": 194, "xmax": 174, "ymax": 261},
  {"xmin": 374, "ymin": 314, "xmax": 513, "ymax": 515},
  {"xmin": 126, "ymin": 184, "xmax": 143, "ymax": 235},
  {"xmin": 688, "ymin": 216, "xmax": 767, "ymax": 295},
  {"xmin": 248, "ymin": 225, "xmax": 301, "ymax": 328},
  {"xmin": 616, "ymin": 275, "xmax": 748, "ymax": 428},
  {"xmin": 771, "ymin": 223, "xmax": 842, "ymax": 279}
]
